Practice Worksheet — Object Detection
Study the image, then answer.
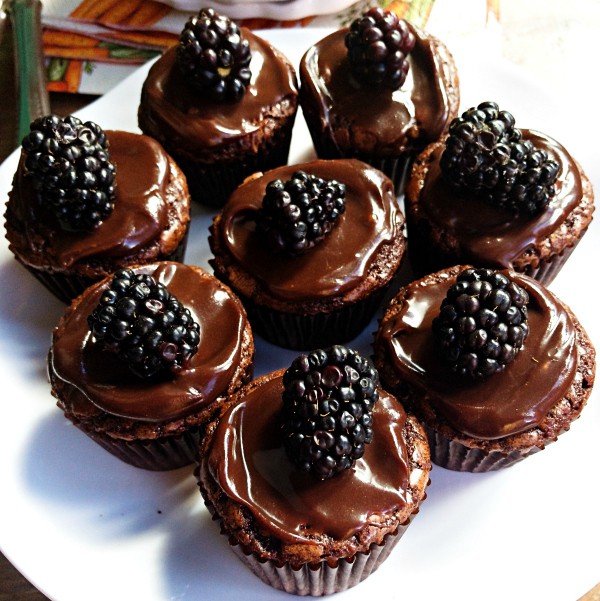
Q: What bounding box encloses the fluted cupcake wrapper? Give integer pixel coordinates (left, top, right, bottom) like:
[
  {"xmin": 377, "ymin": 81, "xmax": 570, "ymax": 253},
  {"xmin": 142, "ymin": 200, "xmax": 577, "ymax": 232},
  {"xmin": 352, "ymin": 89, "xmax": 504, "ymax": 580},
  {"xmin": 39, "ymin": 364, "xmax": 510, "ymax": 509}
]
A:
[
  {"xmin": 424, "ymin": 425, "xmax": 542, "ymax": 472},
  {"xmin": 228, "ymin": 529, "xmax": 404, "ymax": 596},
  {"xmin": 176, "ymin": 116, "xmax": 296, "ymax": 208},
  {"xmin": 239, "ymin": 286, "xmax": 389, "ymax": 350},
  {"xmin": 407, "ymin": 212, "xmax": 591, "ymax": 287},
  {"xmin": 305, "ymin": 124, "xmax": 411, "ymax": 194},
  {"xmin": 519, "ymin": 235, "xmax": 586, "ymax": 285},
  {"xmin": 200, "ymin": 493, "xmax": 415, "ymax": 597},
  {"xmin": 71, "ymin": 420, "xmax": 202, "ymax": 471},
  {"xmin": 18, "ymin": 229, "xmax": 188, "ymax": 304},
  {"xmin": 362, "ymin": 156, "xmax": 412, "ymax": 194}
]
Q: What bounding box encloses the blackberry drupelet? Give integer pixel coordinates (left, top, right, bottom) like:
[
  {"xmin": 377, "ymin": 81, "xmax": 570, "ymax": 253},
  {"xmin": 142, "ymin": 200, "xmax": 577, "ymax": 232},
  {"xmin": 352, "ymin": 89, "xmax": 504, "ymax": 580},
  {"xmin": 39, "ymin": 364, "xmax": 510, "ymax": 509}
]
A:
[
  {"xmin": 282, "ymin": 345, "xmax": 380, "ymax": 480},
  {"xmin": 345, "ymin": 7, "xmax": 416, "ymax": 90},
  {"xmin": 88, "ymin": 269, "xmax": 200, "ymax": 378},
  {"xmin": 432, "ymin": 267, "xmax": 529, "ymax": 378},
  {"xmin": 177, "ymin": 7, "xmax": 252, "ymax": 102},
  {"xmin": 440, "ymin": 101, "xmax": 559, "ymax": 215},
  {"xmin": 255, "ymin": 170, "xmax": 346, "ymax": 255},
  {"xmin": 22, "ymin": 115, "xmax": 116, "ymax": 231}
]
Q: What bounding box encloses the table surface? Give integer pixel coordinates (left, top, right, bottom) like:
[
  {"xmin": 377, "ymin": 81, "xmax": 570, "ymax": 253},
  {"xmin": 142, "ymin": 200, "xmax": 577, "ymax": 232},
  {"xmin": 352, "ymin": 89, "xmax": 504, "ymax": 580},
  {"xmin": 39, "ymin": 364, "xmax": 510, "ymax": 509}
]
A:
[{"xmin": 1, "ymin": 3, "xmax": 599, "ymax": 600}]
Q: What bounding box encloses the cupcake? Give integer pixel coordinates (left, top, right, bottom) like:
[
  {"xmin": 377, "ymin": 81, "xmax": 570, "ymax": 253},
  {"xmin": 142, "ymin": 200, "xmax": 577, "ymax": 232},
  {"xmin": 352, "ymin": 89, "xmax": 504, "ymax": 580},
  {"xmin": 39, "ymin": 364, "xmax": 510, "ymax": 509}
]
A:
[
  {"xmin": 138, "ymin": 7, "xmax": 298, "ymax": 208},
  {"xmin": 4, "ymin": 115, "xmax": 190, "ymax": 303},
  {"xmin": 405, "ymin": 101, "xmax": 595, "ymax": 284},
  {"xmin": 196, "ymin": 345, "xmax": 430, "ymax": 595},
  {"xmin": 299, "ymin": 7, "xmax": 459, "ymax": 190},
  {"xmin": 49, "ymin": 261, "xmax": 254, "ymax": 470},
  {"xmin": 209, "ymin": 158, "xmax": 406, "ymax": 350},
  {"xmin": 373, "ymin": 265, "xmax": 596, "ymax": 472}
]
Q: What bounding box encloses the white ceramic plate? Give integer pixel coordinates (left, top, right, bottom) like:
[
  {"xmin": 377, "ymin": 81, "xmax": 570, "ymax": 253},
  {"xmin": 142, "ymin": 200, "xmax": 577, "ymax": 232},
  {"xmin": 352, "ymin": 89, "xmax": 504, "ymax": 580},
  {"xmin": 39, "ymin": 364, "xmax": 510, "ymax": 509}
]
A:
[{"xmin": 0, "ymin": 28, "xmax": 598, "ymax": 601}]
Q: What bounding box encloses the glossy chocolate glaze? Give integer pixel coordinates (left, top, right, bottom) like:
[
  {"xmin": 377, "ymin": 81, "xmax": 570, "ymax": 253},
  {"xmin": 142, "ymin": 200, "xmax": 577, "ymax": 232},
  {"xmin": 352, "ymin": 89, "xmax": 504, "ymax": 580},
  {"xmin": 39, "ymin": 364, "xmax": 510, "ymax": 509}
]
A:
[
  {"xmin": 50, "ymin": 263, "xmax": 247, "ymax": 422},
  {"xmin": 300, "ymin": 25, "xmax": 453, "ymax": 156},
  {"xmin": 11, "ymin": 131, "xmax": 172, "ymax": 269},
  {"xmin": 140, "ymin": 31, "xmax": 298, "ymax": 154},
  {"xmin": 220, "ymin": 159, "xmax": 402, "ymax": 301},
  {"xmin": 207, "ymin": 372, "xmax": 411, "ymax": 542},
  {"xmin": 417, "ymin": 130, "xmax": 583, "ymax": 268},
  {"xmin": 378, "ymin": 270, "xmax": 577, "ymax": 439}
]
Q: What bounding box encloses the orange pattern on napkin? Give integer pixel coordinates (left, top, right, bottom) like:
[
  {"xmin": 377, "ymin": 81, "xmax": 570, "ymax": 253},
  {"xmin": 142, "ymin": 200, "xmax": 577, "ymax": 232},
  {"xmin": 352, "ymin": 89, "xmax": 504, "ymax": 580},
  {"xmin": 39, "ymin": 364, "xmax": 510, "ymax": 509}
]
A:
[{"xmin": 44, "ymin": 0, "xmax": 437, "ymax": 93}]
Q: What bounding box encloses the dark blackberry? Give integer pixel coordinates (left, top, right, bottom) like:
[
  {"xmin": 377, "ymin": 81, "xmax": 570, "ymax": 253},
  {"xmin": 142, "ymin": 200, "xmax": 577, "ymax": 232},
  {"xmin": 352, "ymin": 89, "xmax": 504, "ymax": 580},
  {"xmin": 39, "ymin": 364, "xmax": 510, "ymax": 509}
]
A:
[
  {"xmin": 21, "ymin": 115, "xmax": 116, "ymax": 231},
  {"xmin": 88, "ymin": 269, "xmax": 200, "ymax": 378},
  {"xmin": 432, "ymin": 267, "xmax": 529, "ymax": 378},
  {"xmin": 440, "ymin": 101, "xmax": 559, "ymax": 215},
  {"xmin": 345, "ymin": 7, "xmax": 416, "ymax": 90},
  {"xmin": 282, "ymin": 345, "xmax": 380, "ymax": 480},
  {"xmin": 255, "ymin": 170, "xmax": 346, "ymax": 255},
  {"xmin": 177, "ymin": 7, "xmax": 252, "ymax": 102}
]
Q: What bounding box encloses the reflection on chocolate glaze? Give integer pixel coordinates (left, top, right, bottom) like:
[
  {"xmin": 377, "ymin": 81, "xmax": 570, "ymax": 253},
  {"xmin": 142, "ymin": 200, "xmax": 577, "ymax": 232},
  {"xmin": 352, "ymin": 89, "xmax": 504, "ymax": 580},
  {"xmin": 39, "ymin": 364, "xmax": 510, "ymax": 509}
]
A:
[
  {"xmin": 208, "ymin": 372, "xmax": 411, "ymax": 542},
  {"xmin": 50, "ymin": 263, "xmax": 246, "ymax": 422},
  {"xmin": 379, "ymin": 270, "xmax": 577, "ymax": 439}
]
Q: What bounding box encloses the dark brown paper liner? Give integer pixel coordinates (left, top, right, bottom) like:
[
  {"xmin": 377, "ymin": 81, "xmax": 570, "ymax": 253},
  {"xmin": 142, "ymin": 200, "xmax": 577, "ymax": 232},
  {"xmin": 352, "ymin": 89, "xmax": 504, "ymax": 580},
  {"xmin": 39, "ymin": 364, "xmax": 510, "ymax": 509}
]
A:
[
  {"xmin": 519, "ymin": 236, "xmax": 585, "ymax": 285},
  {"xmin": 57, "ymin": 330, "xmax": 254, "ymax": 470},
  {"xmin": 201, "ymin": 493, "xmax": 415, "ymax": 596},
  {"xmin": 306, "ymin": 130, "xmax": 411, "ymax": 193},
  {"xmin": 237, "ymin": 286, "xmax": 389, "ymax": 350},
  {"xmin": 72, "ymin": 420, "xmax": 201, "ymax": 470},
  {"xmin": 407, "ymin": 214, "xmax": 590, "ymax": 287},
  {"xmin": 362, "ymin": 156, "xmax": 412, "ymax": 194},
  {"xmin": 18, "ymin": 229, "xmax": 188, "ymax": 304},
  {"xmin": 173, "ymin": 115, "xmax": 296, "ymax": 208},
  {"xmin": 423, "ymin": 424, "xmax": 542, "ymax": 472},
  {"xmin": 228, "ymin": 529, "xmax": 404, "ymax": 596}
]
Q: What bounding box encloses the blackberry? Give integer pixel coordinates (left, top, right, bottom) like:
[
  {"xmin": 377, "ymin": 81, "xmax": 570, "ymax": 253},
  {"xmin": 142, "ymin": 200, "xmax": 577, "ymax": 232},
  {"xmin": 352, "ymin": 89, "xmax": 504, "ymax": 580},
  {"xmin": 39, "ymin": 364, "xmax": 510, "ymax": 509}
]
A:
[
  {"xmin": 345, "ymin": 7, "xmax": 416, "ymax": 90},
  {"xmin": 255, "ymin": 171, "xmax": 346, "ymax": 255},
  {"xmin": 432, "ymin": 267, "xmax": 529, "ymax": 378},
  {"xmin": 22, "ymin": 115, "xmax": 116, "ymax": 231},
  {"xmin": 282, "ymin": 345, "xmax": 380, "ymax": 480},
  {"xmin": 88, "ymin": 269, "xmax": 200, "ymax": 378},
  {"xmin": 440, "ymin": 101, "xmax": 559, "ymax": 215},
  {"xmin": 177, "ymin": 7, "xmax": 252, "ymax": 102}
]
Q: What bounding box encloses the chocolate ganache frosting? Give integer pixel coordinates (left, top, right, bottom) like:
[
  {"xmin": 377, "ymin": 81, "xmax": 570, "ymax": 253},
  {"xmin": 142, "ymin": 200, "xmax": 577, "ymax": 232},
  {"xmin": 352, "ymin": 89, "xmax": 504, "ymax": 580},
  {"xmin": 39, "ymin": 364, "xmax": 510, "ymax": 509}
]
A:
[
  {"xmin": 9, "ymin": 131, "xmax": 178, "ymax": 270},
  {"xmin": 205, "ymin": 371, "xmax": 412, "ymax": 542},
  {"xmin": 299, "ymin": 24, "xmax": 456, "ymax": 157},
  {"xmin": 219, "ymin": 159, "xmax": 402, "ymax": 302},
  {"xmin": 416, "ymin": 130, "xmax": 583, "ymax": 269},
  {"xmin": 50, "ymin": 263, "xmax": 247, "ymax": 422},
  {"xmin": 139, "ymin": 31, "xmax": 298, "ymax": 157},
  {"xmin": 377, "ymin": 269, "xmax": 577, "ymax": 439}
]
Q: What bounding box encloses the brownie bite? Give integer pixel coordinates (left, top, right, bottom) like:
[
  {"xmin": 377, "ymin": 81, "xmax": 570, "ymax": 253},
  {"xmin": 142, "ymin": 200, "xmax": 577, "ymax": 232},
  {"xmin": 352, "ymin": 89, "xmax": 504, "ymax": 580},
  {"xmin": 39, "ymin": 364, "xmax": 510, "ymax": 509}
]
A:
[
  {"xmin": 5, "ymin": 116, "xmax": 190, "ymax": 303},
  {"xmin": 138, "ymin": 8, "xmax": 298, "ymax": 207},
  {"xmin": 49, "ymin": 262, "xmax": 254, "ymax": 470},
  {"xmin": 209, "ymin": 159, "xmax": 406, "ymax": 349},
  {"xmin": 405, "ymin": 101, "xmax": 595, "ymax": 283},
  {"xmin": 299, "ymin": 7, "xmax": 459, "ymax": 190},
  {"xmin": 373, "ymin": 265, "xmax": 596, "ymax": 471},
  {"xmin": 196, "ymin": 346, "xmax": 430, "ymax": 594}
]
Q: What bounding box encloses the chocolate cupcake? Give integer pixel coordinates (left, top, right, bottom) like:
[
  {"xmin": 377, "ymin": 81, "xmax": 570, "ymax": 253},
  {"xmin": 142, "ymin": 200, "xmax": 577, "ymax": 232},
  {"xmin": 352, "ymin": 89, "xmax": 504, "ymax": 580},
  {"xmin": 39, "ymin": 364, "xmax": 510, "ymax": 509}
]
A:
[
  {"xmin": 373, "ymin": 265, "xmax": 596, "ymax": 472},
  {"xmin": 138, "ymin": 8, "xmax": 298, "ymax": 208},
  {"xmin": 209, "ymin": 159, "xmax": 406, "ymax": 350},
  {"xmin": 4, "ymin": 115, "xmax": 190, "ymax": 303},
  {"xmin": 49, "ymin": 262, "xmax": 254, "ymax": 470},
  {"xmin": 406, "ymin": 101, "xmax": 595, "ymax": 284},
  {"xmin": 299, "ymin": 7, "xmax": 459, "ymax": 190},
  {"xmin": 196, "ymin": 346, "xmax": 430, "ymax": 595}
]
